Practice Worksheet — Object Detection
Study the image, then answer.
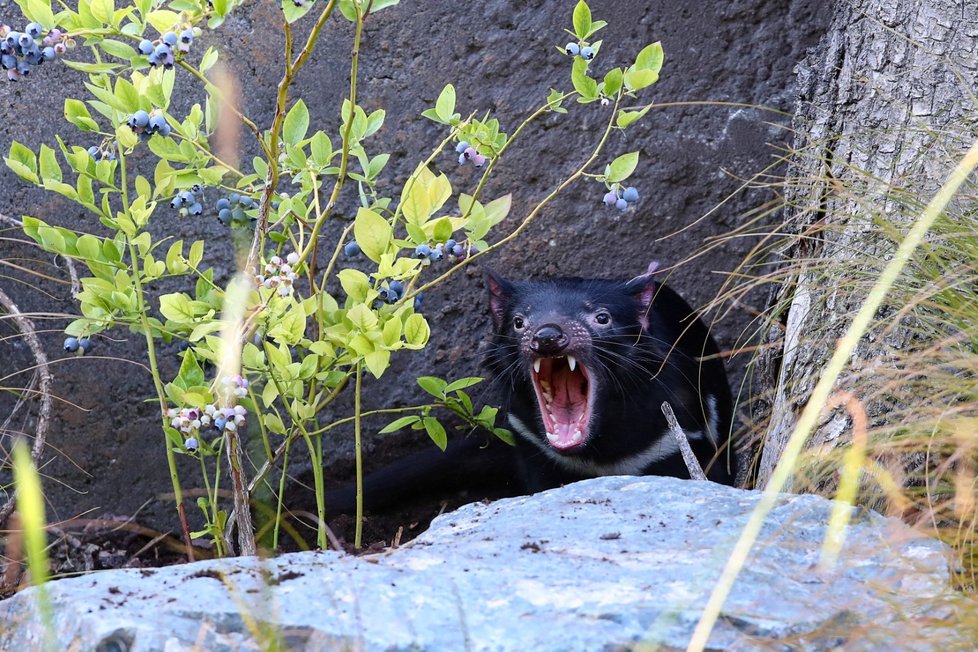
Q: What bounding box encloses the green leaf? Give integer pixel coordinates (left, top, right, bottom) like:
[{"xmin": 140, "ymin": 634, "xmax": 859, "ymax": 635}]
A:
[
  {"xmin": 177, "ymin": 348, "xmax": 206, "ymax": 387},
  {"xmin": 423, "ymin": 417, "xmax": 448, "ymax": 451},
  {"xmin": 337, "ymin": 268, "xmax": 371, "ymax": 302},
  {"xmin": 546, "ymin": 88, "xmax": 567, "ymax": 113},
  {"xmin": 200, "ymin": 47, "xmax": 219, "ymax": 74},
  {"xmin": 571, "ymin": 57, "xmax": 598, "ymax": 99},
  {"xmin": 403, "ymin": 313, "xmax": 429, "ymax": 348},
  {"xmin": 309, "ymin": 132, "xmax": 333, "ymax": 166},
  {"xmin": 623, "ymin": 67, "xmax": 659, "ymax": 92},
  {"xmin": 6, "ymin": 141, "xmax": 38, "ymax": 183},
  {"xmin": 363, "ymin": 350, "xmax": 391, "ymax": 379},
  {"xmin": 353, "ymin": 207, "xmax": 392, "ymax": 263},
  {"xmin": 37, "ymin": 225, "xmax": 67, "ymax": 254},
  {"xmin": 607, "ymin": 151, "xmax": 639, "ymax": 183},
  {"xmin": 38, "ymin": 145, "xmax": 62, "ymax": 184},
  {"xmin": 364, "ymin": 109, "xmax": 385, "ymax": 138},
  {"xmin": 603, "ymin": 67, "xmax": 623, "ymax": 97},
  {"xmin": 90, "ymin": 0, "xmax": 115, "ymax": 24},
  {"xmin": 165, "ymin": 240, "xmax": 186, "ymax": 274},
  {"xmin": 617, "ymin": 105, "xmax": 652, "ymax": 129},
  {"xmin": 159, "ymin": 292, "xmax": 195, "ymax": 323},
  {"xmin": 444, "ymin": 377, "xmax": 483, "ymax": 393},
  {"xmin": 379, "ymin": 415, "xmax": 421, "ymax": 434},
  {"xmin": 282, "ymin": 0, "xmax": 314, "ymax": 22},
  {"xmin": 64, "ymin": 99, "xmax": 99, "ymax": 132},
  {"xmin": 417, "ymin": 376, "xmax": 447, "ymax": 399},
  {"xmin": 63, "ymin": 60, "xmax": 122, "ymax": 74},
  {"xmin": 572, "ymin": 0, "xmax": 591, "ymax": 39},
  {"xmin": 434, "ymin": 84, "xmax": 456, "ymax": 123},
  {"xmin": 420, "ymin": 108, "xmax": 445, "ymax": 125},
  {"xmin": 188, "ymin": 240, "xmax": 204, "ymax": 268},
  {"xmin": 100, "ymin": 39, "xmax": 136, "ymax": 60},
  {"xmin": 19, "ymin": 0, "xmax": 55, "ymax": 27},
  {"xmin": 283, "ymin": 99, "xmax": 310, "ymax": 146},
  {"xmin": 146, "ymin": 9, "xmax": 180, "ymax": 33},
  {"xmin": 635, "ymin": 41, "xmax": 664, "ymax": 74}
]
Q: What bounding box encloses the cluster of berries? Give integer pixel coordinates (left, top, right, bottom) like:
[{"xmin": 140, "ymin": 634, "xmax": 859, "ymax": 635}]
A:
[
  {"xmin": 414, "ymin": 238, "xmax": 474, "ymax": 264},
  {"xmin": 215, "ymin": 193, "xmax": 257, "ymax": 226},
  {"xmin": 602, "ymin": 185, "xmax": 640, "ymax": 211},
  {"xmin": 564, "ymin": 42, "xmax": 595, "ymax": 61},
  {"xmin": 63, "ymin": 335, "xmax": 92, "ymax": 355},
  {"xmin": 138, "ymin": 29, "xmax": 194, "ymax": 69},
  {"xmin": 86, "ymin": 144, "xmax": 116, "ymax": 162},
  {"xmin": 170, "ymin": 183, "xmax": 205, "ymax": 217},
  {"xmin": 127, "ymin": 109, "xmax": 172, "ymax": 140},
  {"xmin": 256, "ymin": 252, "xmax": 300, "ymax": 297},
  {"xmin": 378, "ymin": 279, "xmax": 405, "ymax": 304},
  {"xmin": 1, "ymin": 23, "xmax": 66, "ymax": 81},
  {"xmin": 455, "ymin": 141, "xmax": 487, "ymax": 168},
  {"xmin": 168, "ymin": 401, "xmax": 248, "ymax": 451}
]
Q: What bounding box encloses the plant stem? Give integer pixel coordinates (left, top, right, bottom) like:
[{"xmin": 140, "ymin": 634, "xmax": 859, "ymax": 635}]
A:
[
  {"xmin": 354, "ymin": 361, "xmax": 364, "ymax": 549},
  {"xmin": 117, "ymin": 145, "xmax": 196, "ymax": 562}
]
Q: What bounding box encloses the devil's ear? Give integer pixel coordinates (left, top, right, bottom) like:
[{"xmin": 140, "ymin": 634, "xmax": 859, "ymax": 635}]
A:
[
  {"xmin": 484, "ymin": 269, "xmax": 514, "ymax": 331},
  {"xmin": 624, "ymin": 261, "xmax": 660, "ymax": 331}
]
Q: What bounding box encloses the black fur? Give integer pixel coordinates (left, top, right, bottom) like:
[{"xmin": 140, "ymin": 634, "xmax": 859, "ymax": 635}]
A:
[{"xmin": 484, "ymin": 265, "xmax": 735, "ymax": 489}]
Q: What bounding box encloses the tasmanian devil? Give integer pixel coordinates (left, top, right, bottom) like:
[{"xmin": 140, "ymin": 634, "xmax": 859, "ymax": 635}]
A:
[
  {"xmin": 483, "ymin": 262, "xmax": 735, "ymax": 489},
  {"xmin": 324, "ymin": 263, "xmax": 735, "ymax": 515}
]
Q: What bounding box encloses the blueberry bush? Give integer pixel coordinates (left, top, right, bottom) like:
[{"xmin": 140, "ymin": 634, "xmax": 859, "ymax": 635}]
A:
[{"xmin": 3, "ymin": 0, "xmax": 663, "ymax": 554}]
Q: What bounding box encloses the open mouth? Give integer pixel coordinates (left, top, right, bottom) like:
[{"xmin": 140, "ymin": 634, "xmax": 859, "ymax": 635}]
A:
[{"xmin": 531, "ymin": 355, "xmax": 592, "ymax": 451}]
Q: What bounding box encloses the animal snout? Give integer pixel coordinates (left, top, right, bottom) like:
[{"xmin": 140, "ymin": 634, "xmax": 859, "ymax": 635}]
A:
[{"xmin": 531, "ymin": 324, "xmax": 567, "ymax": 355}]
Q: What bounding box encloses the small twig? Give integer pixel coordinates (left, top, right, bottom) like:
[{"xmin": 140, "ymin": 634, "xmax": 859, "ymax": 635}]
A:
[
  {"xmin": 661, "ymin": 401, "xmax": 708, "ymax": 481},
  {"xmin": 0, "ymin": 288, "xmax": 53, "ymax": 525}
]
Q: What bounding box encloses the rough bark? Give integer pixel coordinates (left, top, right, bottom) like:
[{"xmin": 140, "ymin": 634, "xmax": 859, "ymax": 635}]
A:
[{"xmin": 756, "ymin": 0, "xmax": 978, "ymax": 487}]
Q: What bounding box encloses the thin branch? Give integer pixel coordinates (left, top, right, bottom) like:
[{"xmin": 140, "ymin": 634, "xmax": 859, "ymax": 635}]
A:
[
  {"xmin": 0, "ymin": 288, "xmax": 53, "ymax": 525},
  {"xmin": 661, "ymin": 402, "xmax": 708, "ymax": 481}
]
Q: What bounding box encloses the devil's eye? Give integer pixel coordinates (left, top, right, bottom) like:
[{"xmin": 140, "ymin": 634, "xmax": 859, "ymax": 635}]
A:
[
  {"xmin": 594, "ymin": 311, "xmax": 611, "ymax": 325},
  {"xmin": 513, "ymin": 315, "xmax": 526, "ymax": 330}
]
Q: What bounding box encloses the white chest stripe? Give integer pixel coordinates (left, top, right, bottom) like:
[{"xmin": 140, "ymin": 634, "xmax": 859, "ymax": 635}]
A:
[{"xmin": 508, "ymin": 413, "xmax": 704, "ymax": 477}]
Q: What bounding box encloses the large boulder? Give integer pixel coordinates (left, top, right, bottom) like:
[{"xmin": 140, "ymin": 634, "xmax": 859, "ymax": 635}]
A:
[{"xmin": 0, "ymin": 476, "xmax": 962, "ymax": 651}]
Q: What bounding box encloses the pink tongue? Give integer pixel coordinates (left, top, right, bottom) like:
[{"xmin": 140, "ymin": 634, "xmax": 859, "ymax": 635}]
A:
[{"xmin": 549, "ymin": 366, "xmax": 586, "ymax": 447}]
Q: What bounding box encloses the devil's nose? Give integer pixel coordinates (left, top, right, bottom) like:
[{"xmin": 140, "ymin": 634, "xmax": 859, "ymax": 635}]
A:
[{"xmin": 531, "ymin": 324, "xmax": 567, "ymax": 354}]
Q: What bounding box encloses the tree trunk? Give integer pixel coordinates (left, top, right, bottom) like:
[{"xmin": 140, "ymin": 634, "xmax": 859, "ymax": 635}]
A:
[{"xmin": 755, "ymin": 0, "xmax": 978, "ymax": 488}]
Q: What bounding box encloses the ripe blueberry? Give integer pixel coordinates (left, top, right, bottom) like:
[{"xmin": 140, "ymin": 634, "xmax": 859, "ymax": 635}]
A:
[
  {"xmin": 603, "ymin": 191, "xmax": 617, "ymax": 206},
  {"xmin": 615, "ymin": 198, "xmax": 628, "ymax": 211},
  {"xmin": 581, "ymin": 46, "xmax": 594, "ymax": 60},
  {"xmin": 344, "ymin": 241, "xmax": 361, "ymax": 257},
  {"xmin": 622, "ymin": 186, "xmax": 639, "ymax": 202},
  {"xmin": 63, "ymin": 336, "xmax": 79, "ymax": 352},
  {"xmin": 565, "ymin": 42, "xmax": 580, "ymax": 56}
]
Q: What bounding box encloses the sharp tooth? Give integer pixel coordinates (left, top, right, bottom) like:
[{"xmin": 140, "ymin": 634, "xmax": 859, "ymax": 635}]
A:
[
  {"xmin": 567, "ymin": 355, "xmax": 577, "ymax": 372},
  {"xmin": 533, "ymin": 359, "xmax": 541, "ymax": 374},
  {"xmin": 546, "ymin": 432, "xmax": 558, "ymax": 443}
]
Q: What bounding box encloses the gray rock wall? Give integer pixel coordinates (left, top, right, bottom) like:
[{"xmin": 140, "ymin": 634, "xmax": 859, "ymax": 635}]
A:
[{"xmin": 0, "ymin": 1, "xmax": 829, "ymax": 528}]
